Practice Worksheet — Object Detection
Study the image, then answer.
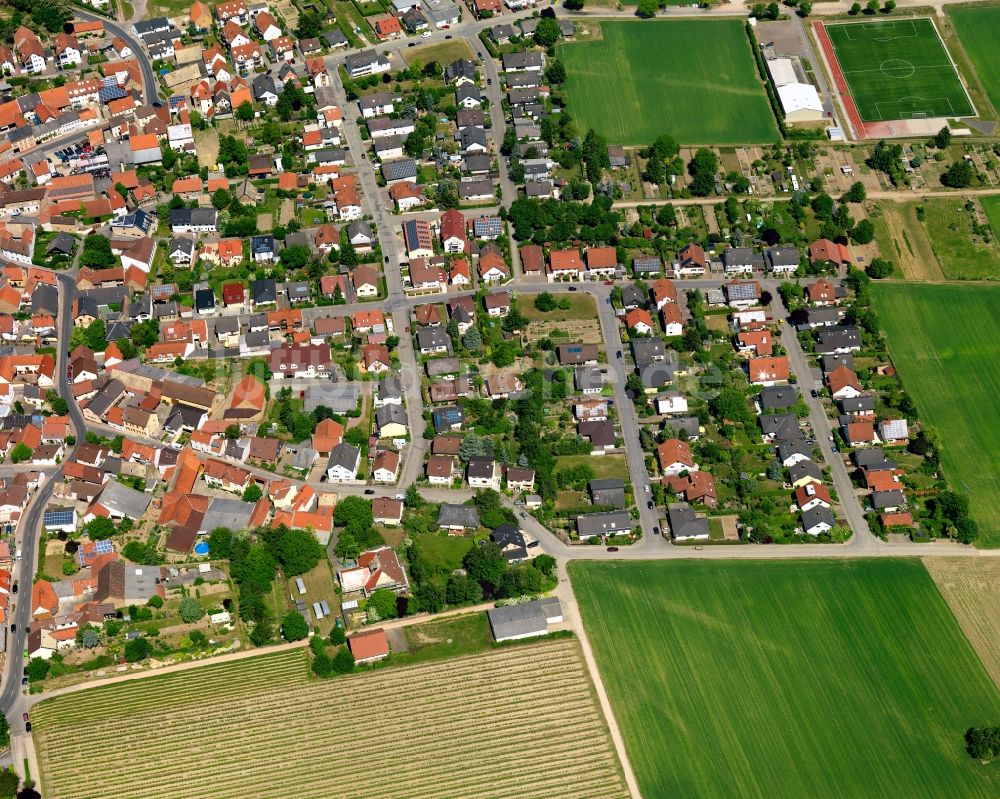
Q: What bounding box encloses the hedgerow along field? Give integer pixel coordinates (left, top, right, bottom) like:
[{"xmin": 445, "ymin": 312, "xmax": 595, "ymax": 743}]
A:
[
  {"xmin": 874, "ymin": 283, "xmax": 1000, "ymax": 547},
  {"xmin": 32, "ymin": 639, "xmax": 629, "ymax": 799},
  {"xmin": 826, "ymin": 19, "xmax": 974, "ymax": 121},
  {"xmin": 570, "ymin": 559, "xmax": 1000, "ymax": 798},
  {"xmin": 949, "ymin": 4, "xmax": 1000, "ymax": 117},
  {"xmin": 559, "ymin": 20, "xmax": 779, "ymax": 145}
]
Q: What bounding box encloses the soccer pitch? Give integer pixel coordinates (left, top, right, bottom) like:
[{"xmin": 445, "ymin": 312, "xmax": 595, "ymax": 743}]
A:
[
  {"xmin": 826, "ymin": 18, "xmax": 974, "ymax": 121},
  {"xmin": 560, "ymin": 20, "xmax": 778, "ymax": 145}
]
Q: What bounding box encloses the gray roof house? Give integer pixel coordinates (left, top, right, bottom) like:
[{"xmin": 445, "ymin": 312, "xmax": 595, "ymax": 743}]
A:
[
  {"xmin": 758, "ymin": 386, "xmax": 798, "ymax": 412},
  {"xmin": 437, "ymin": 503, "xmax": 480, "ymax": 530},
  {"xmin": 667, "ymin": 503, "xmax": 709, "ymax": 541},
  {"xmin": 589, "ymin": 478, "xmax": 626, "ymax": 510},
  {"xmin": 576, "ymin": 511, "xmax": 632, "ymax": 540},
  {"xmin": 487, "ymin": 598, "xmax": 562, "ymax": 642},
  {"xmin": 802, "ymin": 505, "xmax": 835, "ymax": 535},
  {"xmin": 815, "ymin": 326, "xmax": 863, "ymax": 354},
  {"xmin": 94, "ymin": 480, "xmax": 151, "ymax": 520},
  {"xmin": 760, "ymin": 413, "xmax": 800, "ymax": 442}
]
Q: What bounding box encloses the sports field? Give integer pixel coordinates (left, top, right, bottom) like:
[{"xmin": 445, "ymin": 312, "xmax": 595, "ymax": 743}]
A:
[
  {"xmin": 874, "ymin": 283, "xmax": 1000, "ymax": 547},
  {"xmin": 826, "ymin": 19, "xmax": 974, "ymax": 121},
  {"xmin": 559, "ymin": 21, "xmax": 778, "ymax": 145},
  {"xmin": 949, "ymin": 5, "xmax": 1000, "ymax": 118},
  {"xmin": 571, "ymin": 559, "xmax": 1000, "ymax": 798},
  {"xmin": 33, "ymin": 640, "xmax": 629, "ymax": 799}
]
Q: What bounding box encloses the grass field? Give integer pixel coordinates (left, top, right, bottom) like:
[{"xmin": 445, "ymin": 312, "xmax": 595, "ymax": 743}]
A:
[
  {"xmin": 924, "ymin": 558, "xmax": 1000, "ymax": 689},
  {"xmin": 34, "ymin": 639, "xmax": 628, "ymax": 799},
  {"xmin": 521, "ymin": 292, "xmax": 597, "ymax": 322},
  {"xmin": 403, "ymin": 39, "xmax": 475, "ymax": 67},
  {"xmin": 554, "ymin": 453, "xmax": 627, "ymax": 480},
  {"xmin": 871, "ymin": 201, "xmax": 942, "ymax": 279},
  {"xmin": 874, "ymin": 283, "xmax": 1000, "ymax": 546},
  {"xmin": 571, "ymin": 559, "xmax": 1000, "ymax": 798},
  {"xmin": 921, "ymin": 198, "xmax": 1000, "ymax": 279},
  {"xmin": 559, "ymin": 21, "xmax": 778, "ymax": 145},
  {"xmin": 826, "ymin": 19, "xmax": 974, "ymax": 121},
  {"xmin": 949, "ymin": 5, "xmax": 1000, "ymax": 118}
]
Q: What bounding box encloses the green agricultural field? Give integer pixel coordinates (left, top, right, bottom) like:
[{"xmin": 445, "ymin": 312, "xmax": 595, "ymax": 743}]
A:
[
  {"xmin": 949, "ymin": 5, "xmax": 1000, "ymax": 117},
  {"xmin": 874, "ymin": 283, "xmax": 1000, "ymax": 547},
  {"xmin": 826, "ymin": 19, "xmax": 974, "ymax": 121},
  {"xmin": 571, "ymin": 559, "xmax": 1000, "ymax": 798},
  {"xmin": 559, "ymin": 21, "xmax": 778, "ymax": 145},
  {"xmin": 979, "ymin": 195, "xmax": 1000, "ymax": 242}
]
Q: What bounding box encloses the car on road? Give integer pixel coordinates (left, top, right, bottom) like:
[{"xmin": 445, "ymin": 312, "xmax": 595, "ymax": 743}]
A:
[
  {"xmin": 604, "ymin": 280, "xmax": 613, "ymax": 286},
  {"xmin": 22, "ymin": 713, "xmax": 27, "ymax": 722},
  {"xmin": 421, "ymin": 31, "xmax": 431, "ymax": 38},
  {"xmin": 361, "ymin": 152, "xmax": 367, "ymax": 160},
  {"xmin": 478, "ymin": 51, "xmax": 483, "ymax": 58},
  {"xmin": 653, "ymin": 527, "xmax": 660, "ymax": 536},
  {"xmin": 21, "ymin": 676, "xmax": 27, "ymax": 686},
  {"xmin": 616, "ymin": 350, "xmax": 622, "ymax": 359},
  {"xmin": 445, "ymin": 34, "xmax": 452, "ymax": 39},
  {"xmin": 11, "ymin": 581, "xmax": 16, "ymax": 594},
  {"xmin": 694, "ymin": 545, "xmax": 704, "ymax": 550},
  {"xmin": 408, "ymin": 42, "xmax": 415, "ymax": 47},
  {"xmin": 487, "ymin": 78, "xmax": 492, "ymax": 85},
  {"xmin": 568, "ymin": 286, "xmax": 577, "ymax": 291},
  {"xmin": 10, "ymin": 624, "xmax": 15, "ymax": 634},
  {"xmin": 385, "ymin": 255, "xmax": 390, "ymax": 263},
  {"xmin": 364, "ymin": 488, "xmax": 375, "ymax": 495},
  {"xmin": 647, "ymin": 500, "xmax": 654, "ymax": 509},
  {"xmin": 828, "ymin": 435, "xmax": 835, "ymax": 443},
  {"xmin": 24, "ymin": 722, "xmax": 30, "ymax": 734},
  {"xmin": 644, "ymin": 484, "xmax": 650, "ymax": 493},
  {"xmin": 811, "ymin": 389, "xmax": 819, "ymax": 398},
  {"xmin": 520, "ymin": 511, "xmax": 526, "ymax": 518},
  {"xmin": 607, "ymin": 546, "xmax": 619, "ymax": 552}
]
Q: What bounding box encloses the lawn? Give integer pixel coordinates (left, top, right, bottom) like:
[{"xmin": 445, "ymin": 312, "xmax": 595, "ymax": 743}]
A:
[
  {"xmin": 874, "ymin": 283, "xmax": 1000, "ymax": 547},
  {"xmin": 920, "ymin": 198, "xmax": 1000, "ymax": 280},
  {"xmin": 521, "ymin": 292, "xmax": 597, "ymax": 322},
  {"xmin": 388, "ymin": 612, "xmax": 494, "ymax": 666},
  {"xmin": 979, "ymin": 194, "xmax": 1000, "ymax": 244},
  {"xmin": 826, "ymin": 19, "xmax": 974, "ymax": 121},
  {"xmin": 403, "ymin": 39, "xmax": 476, "ymax": 68},
  {"xmin": 554, "ymin": 453, "xmax": 627, "ymax": 481},
  {"xmin": 571, "ymin": 559, "xmax": 1000, "ymax": 798},
  {"xmin": 559, "ymin": 20, "xmax": 778, "ymax": 145},
  {"xmin": 33, "ymin": 640, "xmax": 629, "ymax": 799},
  {"xmin": 949, "ymin": 5, "xmax": 1000, "ymax": 118}
]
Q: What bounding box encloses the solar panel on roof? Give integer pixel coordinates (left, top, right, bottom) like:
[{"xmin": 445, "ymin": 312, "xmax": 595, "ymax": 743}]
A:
[{"xmin": 44, "ymin": 508, "xmax": 75, "ymax": 528}]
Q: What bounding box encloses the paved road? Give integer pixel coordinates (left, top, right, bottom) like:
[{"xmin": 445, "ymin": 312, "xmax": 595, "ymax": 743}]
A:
[
  {"xmin": 0, "ymin": 273, "xmax": 83, "ymax": 733},
  {"xmin": 75, "ymin": 9, "xmax": 159, "ymax": 106},
  {"xmin": 774, "ymin": 293, "xmax": 878, "ymax": 553}
]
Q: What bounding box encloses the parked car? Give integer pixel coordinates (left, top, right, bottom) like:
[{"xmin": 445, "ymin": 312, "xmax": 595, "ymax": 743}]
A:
[
  {"xmin": 10, "ymin": 624, "xmax": 15, "ymax": 634},
  {"xmin": 647, "ymin": 500, "xmax": 654, "ymax": 509},
  {"xmin": 616, "ymin": 350, "xmax": 622, "ymax": 359},
  {"xmin": 568, "ymin": 286, "xmax": 577, "ymax": 291},
  {"xmin": 11, "ymin": 581, "xmax": 16, "ymax": 594},
  {"xmin": 607, "ymin": 546, "xmax": 619, "ymax": 552},
  {"xmin": 24, "ymin": 722, "xmax": 30, "ymax": 734},
  {"xmin": 364, "ymin": 488, "xmax": 375, "ymax": 495},
  {"xmin": 421, "ymin": 31, "xmax": 432, "ymax": 38},
  {"xmin": 653, "ymin": 527, "xmax": 661, "ymax": 536}
]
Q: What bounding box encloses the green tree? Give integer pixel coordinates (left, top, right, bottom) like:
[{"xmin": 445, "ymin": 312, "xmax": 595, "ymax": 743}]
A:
[
  {"xmin": 84, "ymin": 516, "xmax": 116, "ymax": 541},
  {"xmin": 866, "ymin": 0, "xmax": 878, "ymax": 12},
  {"xmin": 262, "ymin": 525, "xmax": 324, "ymax": 576},
  {"xmin": 849, "ymin": 2, "xmax": 861, "ymax": 13},
  {"xmin": 81, "ymin": 628, "xmax": 101, "ymax": 648},
  {"xmin": 333, "ymin": 496, "xmax": 374, "ymax": 537},
  {"xmin": 462, "ymin": 326, "xmax": 483, "ymax": 352},
  {"xmin": 280, "ymin": 244, "xmax": 311, "ymax": 270},
  {"xmin": 934, "ymin": 126, "xmax": 951, "ymax": 149},
  {"xmin": 207, "ymin": 527, "xmax": 234, "ymax": 559},
  {"xmin": 235, "ymin": 101, "xmax": 255, "ymax": 122},
  {"xmin": 883, "ymin": 0, "xmax": 895, "ymax": 11},
  {"xmin": 491, "ymin": 341, "xmax": 517, "ymax": 368},
  {"xmin": 941, "ymin": 160, "xmax": 975, "ymax": 188},
  {"xmin": 534, "ymin": 553, "xmax": 557, "ymax": 578},
  {"xmin": 331, "ymin": 646, "xmax": 355, "ymax": 675},
  {"xmin": 295, "ymin": 10, "xmax": 324, "ymax": 39},
  {"xmin": 851, "ymin": 218, "xmax": 875, "ymax": 244},
  {"xmin": 564, "ymin": 0, "xmax": 584, "ymax": 8},
  {"xmin": 688, "ymin": 148, "xmax": 719, "ymax": 197},
  {"xmin": 242, "ymin": 484, "xmax": 263, "ymax": 503},
  {"xmin": 80, "ymin": 235, "xmax": 116, "ymax": 269},
  {"xmin": 534, "ymin": 16, "xmax": 560, "ymax": 47},
  {"xmin": 867, "ymin": 257, "xmax": 894, "ymax": 279},
  {"xmin": 281, "ymin": 610, "xmax": 309, "ymax": 641},
  {"xmin": 178, "ymin": 596, "xmax": 205, "ymax": 623},
  {"xmin": 147, "ymin": 595, "xmax": 164, "ymax": 609},
  {"xmin": 82, "ymin": 319, "xmax": 108, "ymax": 352},
  {"xmin": 368, "ymin": 588, "xmax": 398, "ymax": 620},
  {"xmin": 544, "ymin": 59, "xmax": 566, "ymax": 85},
  {"xmin": 25, "ymin": 657, "xmax": 50, "ymax": 682},
  {"xmin": 797, "ymin": 1, "xmax": 811, "ymax": 16},
  {"xmin": 534, "ymin": 292, "xmax": 557, "ymax": 312},
  {"xmin": 463, "ymin": 541, "xmax": 507, "ymax": 592},
  {"xmin": 124, "ymin": 637, "xmax": 151, "ymax": 662},
  {"xmin": 212, "ymin": 188, "xmax": 232, "ymax": 210},
  {"xmin": 10, "ymin": 442, "xmax": 31, "ymax": 464},
  {"xmin": 636, "ymin": 0, "xmax": 658, "ymax": 17},
  {"xmin": 329, "ymin": 625, "xmax": 347, "ymax": 645},
  {"xmin": 842, "ymin": 181, "xmax": 866, "ymax": 203}
]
